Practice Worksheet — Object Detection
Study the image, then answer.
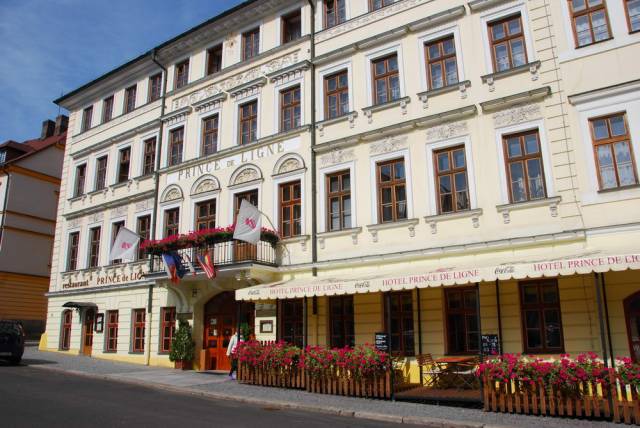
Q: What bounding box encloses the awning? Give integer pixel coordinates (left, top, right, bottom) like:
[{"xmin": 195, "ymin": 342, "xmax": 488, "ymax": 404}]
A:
[
  {"xmin": 236, "ymin": 252, "xmax": 640, "ymax": 301},
  {"xmin": 62, "ymin": 302, "xmax": 98, "ymax": 310}
]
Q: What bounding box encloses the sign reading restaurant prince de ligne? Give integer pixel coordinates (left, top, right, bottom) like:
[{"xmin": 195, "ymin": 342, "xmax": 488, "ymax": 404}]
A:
[{"xmin": 167, "ymin": 137, "xmax": 300, "ymax": 184}]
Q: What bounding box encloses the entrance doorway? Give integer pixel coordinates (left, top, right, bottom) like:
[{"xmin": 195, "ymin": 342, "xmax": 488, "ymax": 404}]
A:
[
  {"xmin": 82, "ymin": 309, "xmax": 95, "ymax": 356},
  {"xmin": 625, "ymin": 291, "xmax": 640, "ymax": 361},
  {"xmin": 203, "ymin": 292, "xmax": 254, "ymax": 370}
]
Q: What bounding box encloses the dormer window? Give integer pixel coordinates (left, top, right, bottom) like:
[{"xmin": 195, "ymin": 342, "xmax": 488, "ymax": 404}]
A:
[{"xmin": 174, "ymin": 59, "xmax": 189, "ymax": 89}]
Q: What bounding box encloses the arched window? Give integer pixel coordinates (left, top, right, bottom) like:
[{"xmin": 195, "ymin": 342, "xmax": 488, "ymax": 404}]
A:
[{"xmin": 60, "ymin": 310, "xmax": 72, "ymax": 350}]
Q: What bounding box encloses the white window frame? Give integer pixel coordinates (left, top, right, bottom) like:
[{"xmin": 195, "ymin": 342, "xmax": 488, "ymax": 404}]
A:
[
  {"xmin": 316, "ymin": 0, "xmax": 350, "ymax": 30},
  {"xmin": 163, "ymin": 121, "xmax": 188, "ymax": 168},
  {"xmin": 137, "ymin": 130, "xmax": 160, "ymax": 177},
  {"xmin": 273, "ymin": 77, "xmax": 305, "ymax": 134},
  {"xmin": 364, "ymin": 43, "xmax": 406, "ymax": 107},
  {"xmin": 86, "ymin": 222, "xmax": 103, "ymax": 269},
  {"xmin": 197, "ymin": 108, "xmax": 222, "ymax": 157},
  {"xmin": 369, "ymin": 149, "xmax": 414, "ymax": 224},
  {"xmin": 92, "ymin": 150, "xmax": 110, "ymax": 191},
  {"xmin": 479, "ymin": 2, "xmax": 536, "ymax": 75},
  {"xmin": 237, "ymin": 22, "xmax": 264, "ymax": 63},
  {"xmin": 71, "ymin": 160, "xmax": 88, "ymax": 197},
  {"xmin": 272, "ymin": 171, "xmax": 306, "ymax": 237},
  {"xmin": 416, "ymin": 25, "xmax": 466, "ymax": 93},
  {"xmin": 202, "ymin": 39, "xmax": 225, "ymax": 78},
  {"xmin": 172, "ymin": 55, "xmax": 192, "ymax": 91},
  {"xmin": 64, "ymin": 226, "xmax": 82, "ymax": 271},
  {"xmin": 317, "ymin": 61, "xmax": 354, "ymax": 122},
  {"xmin": 494, "ymin": 119, "xmax": 555, "ymax": 205},
  {"xmin": 233, "ymin": 94, "xmax": 261, "ymax": 146},
  {"xmin": 190, "ymin": 193, "xmax": 220, "ymax": 232},
  {"xmin": 319, "ymin": 160, "xmax": 357, "ymax": 233},
  {"xmin": 159, "ymin": 202, "xmax": 182, "ymax": 239},
  {"xmin": 114, "ymin": 142, "xmax": 132, "ymax": 185},
  {"xmin": 425, "ymin": 136, "xmax": 477, "ymax": 216},
  {"xmin": 276, "ymin": 4, "xmax": 307, "ymax": 46}
]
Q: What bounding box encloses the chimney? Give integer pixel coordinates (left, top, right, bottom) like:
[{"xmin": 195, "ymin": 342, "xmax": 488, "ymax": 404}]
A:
[
  {"xmin": 41, "ymin": 120, "xmax": 55, "ymax": 139},
  {"xmin": 54, "ymin": 114, "xmax": 68, "ymax": 135}
]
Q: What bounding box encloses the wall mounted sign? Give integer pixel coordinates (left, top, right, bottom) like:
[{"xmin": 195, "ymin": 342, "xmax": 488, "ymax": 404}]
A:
[
  {"xmin": 61, "ymin": 271, "xmax": 145, "ymax": 290},
  {"xmin": 375, "ymin": 332, "xmax": 389, "ymax": 353},
  {"xmin": 260, "ymin": 320, "xmax": 273, "ymax": 334}
]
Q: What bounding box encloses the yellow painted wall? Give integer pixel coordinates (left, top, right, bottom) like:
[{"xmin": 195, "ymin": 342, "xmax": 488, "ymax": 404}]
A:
[{"xmin": 602, "ymin": 271, "xmax": 640, "ymax": 358}]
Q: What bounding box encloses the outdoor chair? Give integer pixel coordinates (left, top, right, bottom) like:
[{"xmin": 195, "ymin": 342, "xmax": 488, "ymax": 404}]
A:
[
  {"xmin": 416, "ymin": 353, "xmax": 442, "ymax": 388},
  {"xmin": 446, "ymin": 356, "xmax": 481, "ymax": 390}
]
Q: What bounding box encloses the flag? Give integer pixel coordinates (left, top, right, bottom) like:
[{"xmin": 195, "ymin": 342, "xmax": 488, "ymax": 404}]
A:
[
  {"xmin": 109, "ymin": 227, "xmax": 140, "ymax": 263},
  {"xmin": 196, "ymin": 251, "xmax": 216, "ymax": 279},
  {"xmin": 233, "ymin": 199, "xmax": 262, "ymax": 244},
  {"xmin": 162, "ymin": 252, "xmax": 187, "ymax": 284},
  {"xmin": 183, "ymin": 253, "xmax": 197, "ymax": 276}
]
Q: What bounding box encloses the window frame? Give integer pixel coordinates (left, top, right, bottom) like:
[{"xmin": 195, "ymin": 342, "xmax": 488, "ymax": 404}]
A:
[
  {"xmin": 280, "ymin": 85, "xmax": 301, "ymax": 132},
  {"xmin": 81, "ymin": 106, "xmax": 93, "ymax": 132},
  {"xmin": 488, "ymin": 13, "xmax": 528, "ymax": 72},
  {"xmin": 117, "ymin": 147, "xmax": 131, "ymax": 184},
  {"xmin": 195, "ymin": 199, "xmax": 217, "ymax": 231},
  {"xmin": 568, "ymin": 0, "xmax": 612, "ymax": 48},
  {"xmin": 74, "ymin": 164, "xmax": 86, "ymax": 197},
  {"xmin": 233, "ymin": 189, "xmax": 259, "ymax": 223},
  {"xmin": 433, "ymin": 145, "xmax": 470, "ymax": 214},
  {"xmin": 95, "ymin": 155, "xmax": 108, "ymax": 191},
  {"xmin": 206, "ymin": 45, "xmax": 223, "ymax": 76},
  {"xmin": 66, "ymin": 231, "xmax": 80, "ymax": 271},
  {"xmin": 238, "ymin": 99, "xmax": 258, "ymax": 145},
  {"xmin": 88, "ymin": 226, "xmax": 101, "ymax": 268},
  {"xmin": 376, "ymin": 158, "xmax": 408, "ymax": 224},
  {"xmin": 159, "ymin": 307, "xmax": 176, "ymax": 354},
  {"xmin": 102, "ymin": 96, "xmax": 114, "ymax": 123},
  {"xmin": 324, "ymin": 69, "xmax": 349, "ymax": 120},
  {"xmin": 424, "ymin": 35, "xmax": 459, "ymax": 91},
  {"xmin": 385, "ymin": 291, "xmax": 415, "ymax": 356},
  {"xmin": 278, "ymin": 180, "xmax": 302, "ymax": 238},
  {"xmin": 105, "ymin": 310, "xmax": 119, "ymax": 352},
  {"xmin": 325, "ymin": 169, "xmax": 352, "ymax": 232},
  {"xmin": 444, "ymin": 286, "xmax": 480, "ymax": 355},
  {"xmin": 371, "ymin": 53, "xmax": 401, "ymax": 105},
  {"xmin": 110, "ymin": 221, "xmax": 125, "ymax": 265},
  {"xmin": 60, "ymin": 310, "xmax": 72, "ymax": 350},
  {"xmin": 164, "ymin": 208, "xmax": 180, "ymax": 238},
  {"xmin": 174, "ymin": 59, "xmax": 190, "ymax": 90},
  {"xmin": 168, "ymin": 126, "xmax": 184, "ymax": 167},
  {"xmin": 242, "ymin": 27, "xmax": 260, "ymax": 61},
  {"xmin": 131, "ymin": 308, "xmax": 146, "ymax": 354},
  {"xmin": 369, "ymin": 0, "xmax": 396, "ymax": 11},
  {"xmin": 148, "ymin": 73, "xmax": 163, "ymax": 103},
  {"xmin": 323, "ymin": 0, "xmax": 346, "ymax": 29},
  {"xmin": 123, "ymin": 85, "xmax": 137, "ymax": 114},
  {"xmin": 519, "ymin": 279, "xmax": 565, "ymax": 354},
  {"xmin": 626, "ymin": 0, "xmax": 640, "ymax": 33},
  {"xmin": 502, "ymin": 129, "xmax": 548, "ymax": 203},
  {"xmin": 201, "ymin": 114, "xmax": 219, "ymax": 156},
  {"xmin": 142, "ymin": 137, "xmax": 157, "ymax": 176},
  {"xmin": 281, "ymin": 9, "xmax": 302, "ymax": 44},
  {"xmin": 136, "ymin": 214, "xmax": 151, "ymax": 260},
  {"xmin": 329, "ymin": 295, "xmax": 355, "ymax": 349},
  {"xmin": 279, "ymin": 299, "xmax": 304, "ymax": 347}
]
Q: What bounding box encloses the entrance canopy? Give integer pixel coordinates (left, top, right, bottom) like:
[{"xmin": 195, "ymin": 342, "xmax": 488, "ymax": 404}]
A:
[
  {"xmin": 62, "ymin": 302, "xmax": 98, "ymax": 310},
  {"xmin": 236, "ymin": 252, "xmax": 640, "ymax": 301}
]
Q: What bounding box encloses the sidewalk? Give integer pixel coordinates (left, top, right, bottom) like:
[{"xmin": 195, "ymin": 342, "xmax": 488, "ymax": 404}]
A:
[{"xmin": 22, "ymin": 347, "xmax": 616, "ymax": 428}]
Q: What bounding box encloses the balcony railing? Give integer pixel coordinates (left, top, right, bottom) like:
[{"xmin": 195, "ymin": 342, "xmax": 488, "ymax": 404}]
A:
[{"xmin": 148, "ymin": 239, "xmax": 277, "ymax": 275}]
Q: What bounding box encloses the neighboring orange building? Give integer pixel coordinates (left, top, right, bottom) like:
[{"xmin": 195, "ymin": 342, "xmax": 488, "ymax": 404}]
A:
[{"xmin": 0, "ymin": 116, "xmax": 67, "ymax": 338}]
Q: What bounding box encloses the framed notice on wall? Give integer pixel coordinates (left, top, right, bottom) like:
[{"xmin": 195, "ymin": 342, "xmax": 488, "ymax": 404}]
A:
[
  {"xmin": 260, "ymin": 320, "xmax": 273, "ymax": 334},
  {"xmin": 94, "ymin": 313, "xmax": 104, "ymax": 333}
]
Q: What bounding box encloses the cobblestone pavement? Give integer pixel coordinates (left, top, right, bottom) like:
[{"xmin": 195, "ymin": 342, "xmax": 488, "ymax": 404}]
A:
[{"xmin": 20, "ymin": 347, "xmax": 618, "ymax": 428}]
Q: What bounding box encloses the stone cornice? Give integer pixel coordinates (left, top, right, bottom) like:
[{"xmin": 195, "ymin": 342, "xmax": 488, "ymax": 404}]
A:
[
  {"xmin": 480, "ymin": 87, "xmax": 551, "ymax": 113},
  {"xmin": 70, "ymin": 118, "xmax": 160, "ymax": 159},
  {"xmin": 63, "ymin": 190, "xmax": 155, "ymax": 220}
]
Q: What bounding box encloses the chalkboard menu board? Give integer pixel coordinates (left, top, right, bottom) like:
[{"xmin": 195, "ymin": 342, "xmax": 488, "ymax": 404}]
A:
[
  {"xmin": 375, "ymin": 332, "xmax": 389, "ymax": 352},
  {"xmin": 481, "ymin": 334, "xmax": 500, "ymax": 356}
]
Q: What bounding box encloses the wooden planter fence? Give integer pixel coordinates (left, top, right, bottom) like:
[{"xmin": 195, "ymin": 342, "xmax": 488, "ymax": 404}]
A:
[
  {"xmin": 238, "ymin": 363, "xmax": 391, "ymax": 399},
  {"xmin": 483, "ymin": 372, "xmax": 640, "ymax": 424}
]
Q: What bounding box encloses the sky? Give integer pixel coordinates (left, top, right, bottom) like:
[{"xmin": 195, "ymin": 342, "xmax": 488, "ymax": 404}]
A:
[{"xmin": 0, "ymin": 0, "xmax": 246, "ymax": 142}]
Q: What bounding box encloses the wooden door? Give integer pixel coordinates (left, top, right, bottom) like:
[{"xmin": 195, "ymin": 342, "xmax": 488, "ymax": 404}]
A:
[
  {"xmin": 82, "ymin": 309, "xmax": 95, "ymax": 356},
  {"xmin": 234, "ymin": 190, "xmax": 258, "ymax": 261},
  {"xmin": 204, "ymin": 314, "xmax": 235, "ymax": 371},
  {"xmin": 625, "ymin": 292, "xmax": 640, "ymax": 361}
]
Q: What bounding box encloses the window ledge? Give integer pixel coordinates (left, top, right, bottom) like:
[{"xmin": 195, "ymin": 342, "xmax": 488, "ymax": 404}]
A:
[
  {"xmin": 316, "ymin": 111, "xmax": 358, "ymax": 136},
  {"xmin": 597, "ymin": 184, "xmax": 640, "ymax": 194},
  {"xmin": 68, "ymin": 195, "xmax": 85, "ymax": 203},
  {"xmin": 366, "ymin": 218, "xmax": 419, "ymax": 243},
  {"xmin": 280, "ymin": 235, "xmax": 310, "ymax": 252},
  {"xmin": 424, "ymin": 209, "xmax": 483, "ymax": 234},
  {"xmin": 317, "ymin": 227, "xmax": 362, "ymax": 249},
  {"xmin": 496, "ymin": 196, "xmax": 561, "ymax": 224},
  {"xmin": 134, "ymin": 174, "xmax": 154, "ymax": 182},
  {"xmin": 467, "ymin": 0, "xmax": 512, "ymax": 12},
  {"xmin": 362, "ymin": 96, "xmax": 411, "ymax": 124},
  {"xmin": 416, "ymin": 81, "xmax": 471, "ymax": 109},
  {"xmin": 112, "ymin": 181, "xmax": 129, "ymax": 190},
  {"xmin": 481, "ymin": 61, "xmax": 541, "ymax": 92}
]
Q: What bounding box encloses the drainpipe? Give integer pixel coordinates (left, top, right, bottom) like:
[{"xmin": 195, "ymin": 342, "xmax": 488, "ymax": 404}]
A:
[
  {"xmin": 145, "ymin": 49, "xmax": 168, "ymax": 366},
  {"xmin": 601, "ymin": 273, "xmax": 614, "ymax": 364},
  {"xmin": 594, "ymin": 272, "xmax": 610, "ymax": 367},
  {"xmin": 306, "ymin": 0, "xmax": 318, "ymax": 278}
]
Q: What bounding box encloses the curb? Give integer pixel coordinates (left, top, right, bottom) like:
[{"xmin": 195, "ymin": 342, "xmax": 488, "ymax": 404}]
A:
[{"xmin": 29, "ymin": 364, "xmax": 491, "ymax": 428}]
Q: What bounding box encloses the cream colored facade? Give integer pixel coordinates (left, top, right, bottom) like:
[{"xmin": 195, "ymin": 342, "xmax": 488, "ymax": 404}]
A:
[{"xmin": 43, "ymin": 0, "xmax": 640, "ymax": 379}]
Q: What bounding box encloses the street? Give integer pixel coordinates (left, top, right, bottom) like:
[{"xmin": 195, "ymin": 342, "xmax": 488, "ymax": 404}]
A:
[{"xmin": 0, "ymin": 362, "xmax": 403, "ymax": 428}]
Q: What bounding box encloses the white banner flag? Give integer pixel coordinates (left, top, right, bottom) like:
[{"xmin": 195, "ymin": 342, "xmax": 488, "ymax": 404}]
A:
[
  {"xmin": 233, "ymin": 199, "xmax": 262, "ymax": 245},
  {"xmin": 109, "ymin": 227, "xmax": 141, "ymax": 263}
]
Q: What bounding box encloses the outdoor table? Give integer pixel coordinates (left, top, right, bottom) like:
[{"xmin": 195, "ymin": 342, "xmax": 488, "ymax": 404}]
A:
[{"xmin": 434, "ymin": 356, "xmax": 479, "ymax": 390}]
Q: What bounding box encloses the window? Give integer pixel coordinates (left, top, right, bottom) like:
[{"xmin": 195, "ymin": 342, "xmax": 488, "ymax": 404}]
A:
[
  {"xmin": 136, "ymin": 215, "xmax": 151, "ymax": 260},
  {"xmin": 95, "ymin": 156, "xmax": 108, "ymax": 190},
  {"xmin": 488, "ymin": 14, "xmax": 527, "ymax": 72},
  {"xmin": 164, "ymin": 208, "xmax": 179, "ymax": 238},
  {"xmin": 434, "ymin": 146, "xmax": 470, "ymax": 214},
  {"xmin": 520, "ymin": 280, "xmax": 564, "ymax": 354},
  {"xmin": 242, "ymin": 28, "xmax": 260, "ymax": 60},
  {"xmin": 201, "ymin": 115, "xmax": 219, "ymax": 156},
  {"xmin": 445, "ymin": 287, "xmax": 479, "ymax": 354},
  {"xmin": 74, "ymin": 164, "xmax": 86, "ymax": 197},
  {"xmin": 372, "ymin": 54, "xmax": 400, "ymax": 105},
  {"xmin": 503, "ymin": 130, "xmax": 546, "ymax": 203},
  {"xmin": 425, "ymin": 36, "xmax": 458, "ymax": 90},
  {"xmin": 569, "ymin": 0, "xmax": 611, "ymax": 47},
  {"xmin": 60, "ymin": 310, "xmax": 72, "ymax": 350},
  {"xmin": 386, "ymin": 291, "xmax": 414, "ymax": 356},
  {"xmin": 149, "ymin": 73, "xmax": 162, "ymax": 102},
  {"xmin": 239, "ymin": 100, "xmax": 258, "ymax": 145},
  {"xmin": 326, "ymin": 170, "xmax": 351, "ymax": 231},
  {"xmin": 195, "ymin": 199, "xmax": 216, "ymax": 231},
  {"xmin": 324, "ymin": 70, "xmax": 349, "ymax": 119},
  {"xmin": 234, "ymin": 190, "xmax": 259, "ymax": 221},
  {"xmin": 282, "ymin": 10, "xmax": 302, "ymax": 44},
  {"xmin": 105, "ymin": 310, "xmax": 118, "ymax": 352},
  {"xmin": 206, "ymin": 45, "xmax": 223, "ymax": 75},
  {"xmin": 0, "ymin": 151, "xmax": 5, "ymax": 164},
  {"xmin": 174, "ymin": 59, "xmax": 189, "ymax": 89},
  {"xmin": 88, "ymin": 226, "xmax": 101, "ymax": 268},
  {"xmin": 377, "ymin": 158, "xmax": 407, "ymax": 223},
  {"xmin": 117, "ymin": 147, "xmax": 130, "ymax": 183},
  {"xmin": 168, "ymin": 127, "xmax": 184, "ymax": 166},
  {"xmin": 627, "ymin": 0, "xmax": 640, "ymax": 32},
  {"xmin": 370, "ymin": 0, "xmax": 396, "ymax": 10},
  {"xmin": 142, "ymin": 137, "xmax": 156, "ymax": 175},
  {"xmin": 324, "ymin": 0, "xmax": 346, "ymax": 28},
  {"xmin": 280, "ymin": 299, "xmax": 303, "ymax": 347},
  {"xmin": 67, "ymin": 232, "xmax": 80, "ymax": 271},
  {"xmin": 124, "ymin": 85, "xmax": 137, "ymax": 114},
  {"xmin": 110, "ymin": 221, "xmax": 125, "ymax": 264},
  {"xmin": 102, "ymin": 96, "xmax": 114, "ymax": 123},
  {"xmin": 279, "ymin": 181, "xmax": 301, "ymax": 238},
  {"xmin": 329, "ymin": 296, "xmax": 354, "ymax": 348},
  {"xmin": 590, "ymin": 113, "xmax": 638, "ymax": 189},
  {"xmin": 81, "ymin": 106, "xmax": 93, "ymax": 132},
  {"xmin": 280, "ymin": 86, "xmax": 301, "ymax": 132},
  {"xmin": 131, "ymin": 309, "xmax": 146, "ymax": 353},
  {"xmin": 160, "ymin": 307, "xmax": 176, "ymax": 353}
]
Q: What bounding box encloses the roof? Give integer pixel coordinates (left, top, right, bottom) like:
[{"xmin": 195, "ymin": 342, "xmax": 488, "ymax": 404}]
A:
[
  {"xmin": 0, "ymin": 132, "xmax": 66, "ymax": 167},
  {"xmin": 54, "ymin": 0, "xmax": 260, "ymax": 106}
]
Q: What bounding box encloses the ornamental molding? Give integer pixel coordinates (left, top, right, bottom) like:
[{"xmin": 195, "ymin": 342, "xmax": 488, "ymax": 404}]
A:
[
  {"xmin": 273, "ymin": 154, "xmax": 305, "ymax": 176},
  {"xmin": 90, "ymin": 212, "xmax": 104, "ymax": 223},
  {"xmin": 170, "ymin": 51, "xmax": 300, "ymax": 111},
  {"xmin": 493, "ymin": 104, "xmax": 542, "ymax": 128},
  {"xmin": 67, "ymin": 218, "xmax": 81, "ymax": 229},
  {"xmin": 191, "ymin": 175, "xmax": 220, "ymax": 195},
  {"xmin": 319, "ymin": 148, "xmax": 355, "ymax": 167},
  {"xmin": 369, "ymin": 135, "xmax": 408, "ymax": 155},
  {"xmin": 268, "ymin": 60, "xmax": 310, "ymax": 85},
  {"xmin": 425, "ymin": 121, "xmax": 469, "ymax": 143},
  {"xmin": 230, "ymin": 164, "xmax": 263, "ymax": 186},
  {"xmin": 135, "ymin": 199, "xmax": 153, "ymax": 212},
  {"xmin": 161, "ymin": 185, "xmax": 183, "ymax": 203},
  {"xmin": 315, "ymin": 0, "xmax": 428, "ymax": 43},
  {"xmin": 110, "ymin": 205, "xmax": 128, "ymax": 219}
]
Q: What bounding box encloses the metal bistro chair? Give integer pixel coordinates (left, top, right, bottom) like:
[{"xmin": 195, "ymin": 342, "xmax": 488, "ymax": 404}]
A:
[
  {"xmin": 448, "ymin": 356, "xmax": 481, "ymax": 390},
  {"xmin": 416, "ymin": 353, "xmax": 442, "ymax": 388}
]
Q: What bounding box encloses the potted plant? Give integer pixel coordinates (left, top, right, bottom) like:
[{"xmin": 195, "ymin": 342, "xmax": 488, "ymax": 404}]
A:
[{"xmin": 169, "ymin": 319, "xmax": 195, "ymax": 370}]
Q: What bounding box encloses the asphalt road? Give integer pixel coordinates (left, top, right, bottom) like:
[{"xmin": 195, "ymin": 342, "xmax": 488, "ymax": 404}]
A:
[{"xmin": 0, "ymin": 363, "xmax": 404, "ymax": 428}]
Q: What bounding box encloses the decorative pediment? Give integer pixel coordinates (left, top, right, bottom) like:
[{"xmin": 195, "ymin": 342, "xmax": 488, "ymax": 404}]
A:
[
  {"xmin": 191, "ymin": 175, "xmax": 220, "ymax": 195},
  {"xmin": 273, "ymin": 154, "xmax": 305, "ymax": 176},
  {"xmin": 425, "ymin": 121, "xmax": 469, "ymax": 143},
  {"xmin": 319, "ymin": 148, "xmax": 355, "ymax": 167},
  {"xmin": 161, "ymin": 185, "xmax": 183, "ymax": 203},
  {"xmin": 369, "ymin": 135, "xmax": 408, "ymax": 155},
  {"xmin": 230, "ymin": 164, "xmax": 263, "ymax": 186}
]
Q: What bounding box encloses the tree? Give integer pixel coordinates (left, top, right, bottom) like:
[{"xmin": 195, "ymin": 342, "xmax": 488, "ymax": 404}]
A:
[{"xmin": 169, "ymin": 319, "xmax": 195, "ymax": 363}]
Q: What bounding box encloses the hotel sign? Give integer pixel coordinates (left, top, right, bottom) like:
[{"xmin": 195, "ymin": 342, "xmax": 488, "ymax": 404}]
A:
[{"xmin": 62, "ymin": 271, "xmax": 145, "ymax": 290}]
